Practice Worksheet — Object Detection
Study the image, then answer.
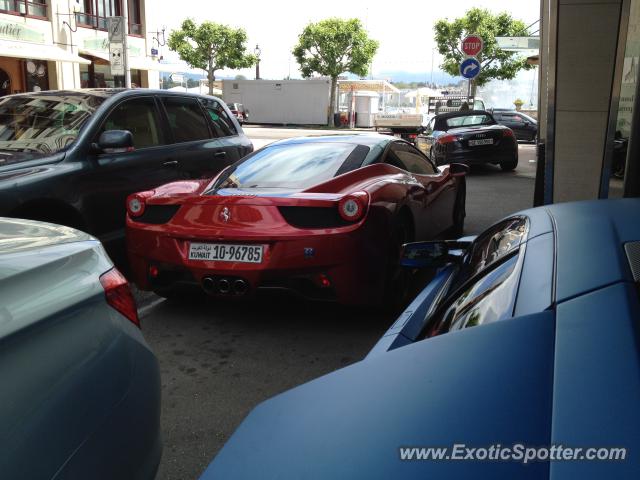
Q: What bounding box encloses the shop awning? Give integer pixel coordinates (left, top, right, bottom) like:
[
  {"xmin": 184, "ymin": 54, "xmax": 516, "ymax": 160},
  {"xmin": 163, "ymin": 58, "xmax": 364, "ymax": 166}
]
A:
[
  {"xmin": 79, "ymin": 49, "xmax": 187, "ymax": 73},
  {"xmin": 79, "ymin": 48, "xmax": 109, "ymax": 62},
  {"xmin": 0, "ymin": 40, "xmax": 90, "ymax": 64},
  {"xmin": 129, "ymin": 57, "xmax": 186, "ymax": 73}
]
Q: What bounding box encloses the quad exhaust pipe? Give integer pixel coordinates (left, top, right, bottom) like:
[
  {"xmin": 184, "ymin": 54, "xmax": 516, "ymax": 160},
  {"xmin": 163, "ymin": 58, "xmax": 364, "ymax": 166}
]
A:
[
  {"xmin": 202, "ymin": 276, "xmax": 215, "ymax": 293},
  {"xmin": 202, "ymin": 276, "xmax": 248, "ymax": 296},
  {"xmin": 233, "ymin": 279, "xmax": 248, "ymax": 295},
  {"xmin": 218, "ymin": 278, "xmax": 231, "ymax": 294}
]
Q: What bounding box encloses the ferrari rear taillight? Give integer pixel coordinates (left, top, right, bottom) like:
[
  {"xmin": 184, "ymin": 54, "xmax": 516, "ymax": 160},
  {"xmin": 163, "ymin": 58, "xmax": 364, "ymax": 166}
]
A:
[
  {"xmin": 338, "ymin": 191, "xmax": 369, "ymax": 222},
  {"xmin": 127, "ymin": 192, "xmax": 152, "ymax": 218},
  {"xmin": 100, "ymin": 268, "xmax": 140, "ymax": 327},
  {"xmin": 437, "ymin": 134, "xmax": 458, "ymax": 145}
]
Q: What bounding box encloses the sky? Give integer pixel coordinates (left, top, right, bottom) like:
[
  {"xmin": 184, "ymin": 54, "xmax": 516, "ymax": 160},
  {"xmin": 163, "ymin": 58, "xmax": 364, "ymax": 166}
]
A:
[{"xmin": 152, "ymin": 0, "xmax": 540, "ymax": 81}]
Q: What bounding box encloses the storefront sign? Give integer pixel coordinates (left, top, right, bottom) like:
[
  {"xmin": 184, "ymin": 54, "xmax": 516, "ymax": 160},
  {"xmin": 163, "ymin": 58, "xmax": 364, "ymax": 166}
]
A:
[
  {"xmin": 83, "ymin": 38, "xmax": 142, "ymax": 57},
  {"xmin": 0, "ymin": 19, "xmax": 45, "ymax": 44}
]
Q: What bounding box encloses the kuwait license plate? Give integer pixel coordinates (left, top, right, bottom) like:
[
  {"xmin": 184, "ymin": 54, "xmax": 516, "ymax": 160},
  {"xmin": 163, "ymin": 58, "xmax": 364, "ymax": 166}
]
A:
[
  {"xmin": 469, "ymin": 138, "xmax": 494, "ymax": 146},
  {"xmin": 188, "ymin": 243, "xmax": 264, "ymax": 263}
]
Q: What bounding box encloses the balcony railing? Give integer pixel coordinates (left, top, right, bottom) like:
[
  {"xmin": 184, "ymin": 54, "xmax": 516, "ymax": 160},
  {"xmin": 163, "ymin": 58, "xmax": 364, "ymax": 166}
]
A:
[
  {"xmin": 129, "ymin": 22, "xmax": 141, "ymax": 36},
  {"xmin": 0, "ymin": 0, "xmax": 47, "ymax": 18},
  {"xmin": 75, "ymin": 11, "xmax": 109, "ymax": 31},
  {"xmin": 75, "ymin": 12, "xmax": 142, "ymax": 36}
]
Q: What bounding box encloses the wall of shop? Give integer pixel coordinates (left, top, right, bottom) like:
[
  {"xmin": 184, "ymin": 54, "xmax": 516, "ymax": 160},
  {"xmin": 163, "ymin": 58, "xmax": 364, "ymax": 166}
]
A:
[
  {"xmin": 539, "ymin": 0, "xmax": 627, "ymax": 203},
  {"xmin": 0, "ymin": 12, "xmax": 56, "ymax": 91},
  {"xmin": 0, "ymin": 1, "xmax": 161, "ymax": 93},
  {"xmin": 0, "ymin": 57, "xmax": 24, "ymax": 93}
]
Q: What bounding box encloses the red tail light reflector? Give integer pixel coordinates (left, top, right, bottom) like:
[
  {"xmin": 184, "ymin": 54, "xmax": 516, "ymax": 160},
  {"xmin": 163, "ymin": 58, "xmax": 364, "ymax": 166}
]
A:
[
  {"xmin": 100, "ymin": 268, "xmax": 140, "ymax": 327},
  {"xmin": 318, "ymin": 274, "xmax": 332, "ymax": 288},
  {"xmin": 338, "ymin": 191, "xmax": 369, "ymax": 222}
]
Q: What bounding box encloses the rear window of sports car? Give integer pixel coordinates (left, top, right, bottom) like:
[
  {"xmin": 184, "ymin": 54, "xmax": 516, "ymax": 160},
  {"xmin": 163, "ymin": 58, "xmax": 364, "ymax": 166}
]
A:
[
  {"xmin": 445, "ymin": 114, "xmax": 494, "ymax": 128},
  {"xmin": 209, "ymin": 142, "xmax": 368, "ymax": 190}
]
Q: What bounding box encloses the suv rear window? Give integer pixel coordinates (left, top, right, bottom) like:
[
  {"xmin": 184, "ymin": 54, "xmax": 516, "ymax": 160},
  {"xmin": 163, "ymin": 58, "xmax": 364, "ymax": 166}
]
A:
[
  {"xmin": 162, "ymin": 97, "xmax": 211, "ymax": 143},
  {"xmin": 201, "ymin": 98, "xmax": 237, "ymax": 137}
]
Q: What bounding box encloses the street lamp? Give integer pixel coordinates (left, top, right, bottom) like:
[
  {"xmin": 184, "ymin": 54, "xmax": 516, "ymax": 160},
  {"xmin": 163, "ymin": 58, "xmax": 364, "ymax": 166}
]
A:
[{"xmin": 254, "ymin": 44, "xmax": 261, "ymax": 80}]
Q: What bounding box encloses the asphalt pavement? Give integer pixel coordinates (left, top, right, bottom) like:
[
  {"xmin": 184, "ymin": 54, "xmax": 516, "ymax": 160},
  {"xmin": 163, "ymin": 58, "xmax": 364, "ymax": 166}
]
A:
[{"xmin": 142, "ymin": 127, "xmax": 537, "ymax": 480}]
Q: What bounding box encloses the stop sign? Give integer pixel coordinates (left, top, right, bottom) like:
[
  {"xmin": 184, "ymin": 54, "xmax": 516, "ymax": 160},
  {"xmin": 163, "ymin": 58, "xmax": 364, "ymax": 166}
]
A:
[{"xmin": 462, "ymin": 35, "xmax": 483, "ymax": 56}]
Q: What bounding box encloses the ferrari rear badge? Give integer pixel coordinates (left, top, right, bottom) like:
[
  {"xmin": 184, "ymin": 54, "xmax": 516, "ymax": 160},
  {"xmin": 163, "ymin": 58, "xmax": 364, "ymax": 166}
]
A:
[{"xmin": 220, "ymin": 207, "xmax": 231, "ymax": 223}]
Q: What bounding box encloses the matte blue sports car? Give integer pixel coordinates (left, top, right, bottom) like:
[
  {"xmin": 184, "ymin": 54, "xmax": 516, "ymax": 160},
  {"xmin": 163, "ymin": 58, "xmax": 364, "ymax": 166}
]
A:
[{"xmin": 199, "ymin": 198, "xmax": 640, "ymax": 479}]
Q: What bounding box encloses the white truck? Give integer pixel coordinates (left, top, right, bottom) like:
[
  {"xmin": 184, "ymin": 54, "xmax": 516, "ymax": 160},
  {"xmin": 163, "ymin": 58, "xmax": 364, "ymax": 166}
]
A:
[{"xmin": 374, "ymin": 96, "xmax": 486, "ymax": 142}]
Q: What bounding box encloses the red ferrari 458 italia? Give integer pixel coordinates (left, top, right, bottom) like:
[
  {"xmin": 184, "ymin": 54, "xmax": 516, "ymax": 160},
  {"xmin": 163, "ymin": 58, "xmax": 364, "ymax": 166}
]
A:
[{"xmin": 126, "ymin": 134, "xmax": 467, "ymax": 306}]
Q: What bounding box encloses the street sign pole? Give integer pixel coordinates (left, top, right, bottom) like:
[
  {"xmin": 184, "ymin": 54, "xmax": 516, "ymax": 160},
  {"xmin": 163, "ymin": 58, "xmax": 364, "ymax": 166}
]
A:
[
  {"xmin": 108, "ymin": 16, "xmax": 129, "ymax": 88},
  {"xmin": 124, "ymin": 28, "xmax": 130, "ymax": 88},
  {"xmin": 460, "ymin": 35, "xmax": 483, "ymax": 104}
]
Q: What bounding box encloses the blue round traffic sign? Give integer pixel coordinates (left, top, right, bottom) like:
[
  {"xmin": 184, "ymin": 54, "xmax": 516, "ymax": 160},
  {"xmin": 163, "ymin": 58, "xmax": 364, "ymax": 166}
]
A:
[{"xmin": 460, "ymin": 57, "xmax": 481, "ymax": 79}]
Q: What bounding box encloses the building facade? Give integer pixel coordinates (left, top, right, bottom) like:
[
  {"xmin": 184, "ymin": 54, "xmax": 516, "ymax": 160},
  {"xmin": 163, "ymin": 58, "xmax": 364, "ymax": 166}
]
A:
[
  {"xmin": 538, "ymin": 0, "xmax": 640, "ymax": 202},
  {"xmin": 0, "ymin": 0, "xmax": 164, "ymax": 95}
]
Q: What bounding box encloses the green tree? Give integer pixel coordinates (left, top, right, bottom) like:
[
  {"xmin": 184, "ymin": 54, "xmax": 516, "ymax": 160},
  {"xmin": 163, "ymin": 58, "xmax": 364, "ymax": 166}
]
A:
[
  {"xmin": 168, "ymin": 19, "xmax": 256, "ymax": 96},
  {"xmin": 434, "ymin": 8, "xmax": 533, "ymax": 94},
  {"xmin": 292, "ymin": 18, "xmax": 378, "ymax": 126}
]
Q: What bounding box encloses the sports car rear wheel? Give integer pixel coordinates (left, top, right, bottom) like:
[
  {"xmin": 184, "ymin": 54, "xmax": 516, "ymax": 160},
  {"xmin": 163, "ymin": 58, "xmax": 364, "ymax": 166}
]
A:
[
  {"xmin": 500, "ymin": 157, "xmax": 518, "ymax": 171},
  {"xmin": 450, "ymin": 180, "xmax": 466, "ymax": 237},
  {"xmin": 384, "ymin": 213, "xmax": 414, "ymax": 311}
]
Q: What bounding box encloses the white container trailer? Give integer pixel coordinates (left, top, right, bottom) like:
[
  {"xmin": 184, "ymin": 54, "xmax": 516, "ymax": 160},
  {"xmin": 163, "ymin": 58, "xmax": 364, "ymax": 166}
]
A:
[{"xmin": 222, "ymin": 79, "xmax": 332, "ymax": 125}]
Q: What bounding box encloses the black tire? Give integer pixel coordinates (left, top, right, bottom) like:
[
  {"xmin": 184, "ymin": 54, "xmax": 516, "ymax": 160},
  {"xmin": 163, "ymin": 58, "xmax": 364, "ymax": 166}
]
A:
[
  {"xmin": 450, "ymin": 180, "xmax": 466, "ymax": 237},
  {"xmin": 500, "ymin": 157, "xmax": 518, "ymax": 171},
  {"xmin": 383, "ymin": 213, "xmax": 414, "ymax": 312}
]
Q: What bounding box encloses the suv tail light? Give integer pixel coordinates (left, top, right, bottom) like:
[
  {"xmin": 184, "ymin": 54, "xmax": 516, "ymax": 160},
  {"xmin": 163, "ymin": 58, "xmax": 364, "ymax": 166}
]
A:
[
  {"xmin": 100, "ymin": 268, "xmax": 140, "ymax": 327},
  {"xmin": 338, "ymin": 191, "xmax": 369, "ymax": 222}
]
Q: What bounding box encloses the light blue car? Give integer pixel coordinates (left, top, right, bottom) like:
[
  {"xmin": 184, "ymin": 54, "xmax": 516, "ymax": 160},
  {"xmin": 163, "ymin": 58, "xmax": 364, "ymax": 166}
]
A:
[
  {"xmin": 200, "ymin": 198, "xmax": 640, "ymax": 479},
  {"xmin": 0, "ymin": 218, "xmax": 161, "ymax": 479}
]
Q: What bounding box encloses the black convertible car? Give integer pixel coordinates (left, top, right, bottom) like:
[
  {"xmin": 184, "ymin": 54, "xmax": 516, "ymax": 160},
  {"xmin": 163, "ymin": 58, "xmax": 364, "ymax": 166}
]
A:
[{"xmin": 416, "ymin": 110, "xmax": 518, "ymax": 171}]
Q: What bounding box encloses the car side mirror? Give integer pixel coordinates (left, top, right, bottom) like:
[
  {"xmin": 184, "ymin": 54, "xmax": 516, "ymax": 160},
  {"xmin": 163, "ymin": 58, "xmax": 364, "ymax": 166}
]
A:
[
  {"xmin": 95, "ymin": 130, "xmax": 134, "ymax": 153},
  {"xmin": 449, "ymin": 163, "xmax": 469, "ymax": 177},
  {"xmin": 400, "ymin": 240, "xmax": 471, "ymax": 268}
]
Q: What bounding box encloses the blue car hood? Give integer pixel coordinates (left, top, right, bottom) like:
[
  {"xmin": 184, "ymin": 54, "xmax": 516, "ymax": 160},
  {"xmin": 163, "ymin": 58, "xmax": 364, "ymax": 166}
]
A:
[
  {"xmin": 201, "ymin": 311, "xmax": 555, "ymax": 480},
  {"xmin": 542, "ymin": 198, "xmax": 640, "ymax": 302}
]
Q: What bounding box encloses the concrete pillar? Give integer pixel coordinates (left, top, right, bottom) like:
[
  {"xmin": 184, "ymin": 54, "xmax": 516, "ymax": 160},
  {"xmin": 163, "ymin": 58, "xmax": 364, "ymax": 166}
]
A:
[{"xmin": 540, "ymin": 0, "xmax": 628, "ymax": 203}]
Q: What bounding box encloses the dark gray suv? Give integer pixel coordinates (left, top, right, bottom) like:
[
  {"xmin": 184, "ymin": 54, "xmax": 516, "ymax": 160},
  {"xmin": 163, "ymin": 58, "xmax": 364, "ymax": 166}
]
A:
[{"xmin": 0, "ymin": 89, "xmax": 253, "ymax": 251}]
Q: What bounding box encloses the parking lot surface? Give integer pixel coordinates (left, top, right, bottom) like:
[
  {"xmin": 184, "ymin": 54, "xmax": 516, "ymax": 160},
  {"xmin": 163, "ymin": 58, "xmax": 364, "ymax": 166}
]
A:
[{"xmin": 144, "ymin": 127, "xmax": 536, "ymax": 480}]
